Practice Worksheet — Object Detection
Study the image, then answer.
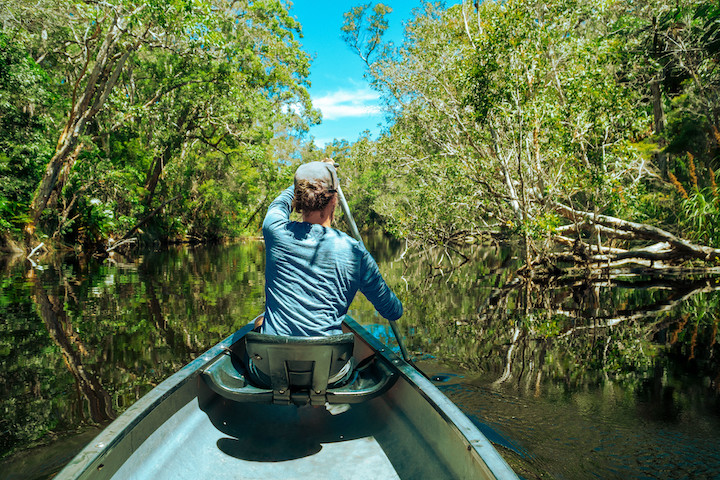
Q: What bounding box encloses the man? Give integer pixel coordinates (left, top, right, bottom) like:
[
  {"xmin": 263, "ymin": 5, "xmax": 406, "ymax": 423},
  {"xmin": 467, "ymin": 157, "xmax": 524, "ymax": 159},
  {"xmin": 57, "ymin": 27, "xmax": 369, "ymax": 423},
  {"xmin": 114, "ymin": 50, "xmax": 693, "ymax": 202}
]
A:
[{"xmin": 257, "ymin": 160, "xmax": 403, "ymax": 336}]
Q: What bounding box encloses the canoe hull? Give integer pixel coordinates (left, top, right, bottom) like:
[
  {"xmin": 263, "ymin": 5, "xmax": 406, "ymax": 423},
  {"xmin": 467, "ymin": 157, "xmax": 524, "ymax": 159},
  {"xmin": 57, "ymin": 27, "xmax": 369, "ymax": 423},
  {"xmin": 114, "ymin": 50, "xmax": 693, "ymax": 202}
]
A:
[{"xmin": 57, "ymin": 318, "xmax": 517, "ymax": 479}]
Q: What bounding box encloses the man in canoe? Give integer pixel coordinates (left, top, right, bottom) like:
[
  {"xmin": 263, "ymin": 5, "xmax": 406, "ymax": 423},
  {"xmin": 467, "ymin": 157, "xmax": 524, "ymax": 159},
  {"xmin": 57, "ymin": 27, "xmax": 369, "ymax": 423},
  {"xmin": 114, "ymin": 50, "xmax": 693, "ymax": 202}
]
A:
[{"xmin": 256, "ymin": 159, "xmax": 403, "ymax": 338}]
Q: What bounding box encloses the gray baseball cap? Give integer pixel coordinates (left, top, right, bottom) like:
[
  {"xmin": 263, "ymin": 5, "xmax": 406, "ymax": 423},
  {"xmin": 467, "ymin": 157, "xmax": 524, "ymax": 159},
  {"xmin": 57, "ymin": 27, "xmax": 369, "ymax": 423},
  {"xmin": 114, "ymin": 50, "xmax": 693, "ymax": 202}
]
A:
[{"xmin": 294, "ymin": 161, "xmax": 339, "ymax": 192}]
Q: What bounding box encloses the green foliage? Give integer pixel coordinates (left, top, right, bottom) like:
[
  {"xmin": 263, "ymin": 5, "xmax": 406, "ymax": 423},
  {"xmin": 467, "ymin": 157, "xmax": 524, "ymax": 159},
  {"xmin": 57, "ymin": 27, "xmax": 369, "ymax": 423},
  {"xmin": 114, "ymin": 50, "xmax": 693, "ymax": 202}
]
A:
[
  {"xmin": 673, "ymin": 185, "xmax": 720, "ymax": 247},
  {"xmin": 526, "ymin": 212, "xmax": 562, "ymax": 239},
  {"xmin": 613, "ymin": 0, "xmax": 720, "ymax": 175},
  {"xmin": 0, "ymin": 32, "xmax": 56, "ymax": 234},
  {"xmin": 2, "ymin": 0, "xmax": 719, "ymax": 250},
  {"xmin": 332, "ymin": 0, "xmax": 720, "ymax": 260},
  {"xmin": 340, "ymin": 0, "xmax": 657, "ymax": 246},
  {"xmin": 341, "ymin": 3, "xmax": 393, "ymax": 64},
  {"xmin": 663, "ymin": 150, "xmax": 720, "ymax": 245},
  {"xmin": 0, "ymin": 0, "xmax": 318, "ymax": 247},
  {"xmin": 681, "ymin": 191, "xmax": 720, "ymax": 245}
]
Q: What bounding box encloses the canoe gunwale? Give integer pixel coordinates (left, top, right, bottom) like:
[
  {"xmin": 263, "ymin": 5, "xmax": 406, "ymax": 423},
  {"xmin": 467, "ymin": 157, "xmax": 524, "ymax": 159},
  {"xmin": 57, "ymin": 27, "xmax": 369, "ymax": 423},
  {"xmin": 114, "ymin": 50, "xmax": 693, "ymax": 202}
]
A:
[
  {"xmin": 55, "ymin": 324, "xmax": 255, "ymax": 479},
  {"xmin": 343, "ymin": 317, "xmax": 518, "ymax": 479}
]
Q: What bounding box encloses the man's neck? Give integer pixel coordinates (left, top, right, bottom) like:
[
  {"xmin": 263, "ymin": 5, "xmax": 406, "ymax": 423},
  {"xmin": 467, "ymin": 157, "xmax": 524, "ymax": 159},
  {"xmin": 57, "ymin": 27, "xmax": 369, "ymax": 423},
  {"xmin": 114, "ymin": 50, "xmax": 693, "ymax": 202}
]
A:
[
  {"xmin": 302, "ymin": 203, "xmax": 335, "ymax": 227},
  {"xmin": 302, "ymin": 211, "xmax": 332, "ymax": 227}
]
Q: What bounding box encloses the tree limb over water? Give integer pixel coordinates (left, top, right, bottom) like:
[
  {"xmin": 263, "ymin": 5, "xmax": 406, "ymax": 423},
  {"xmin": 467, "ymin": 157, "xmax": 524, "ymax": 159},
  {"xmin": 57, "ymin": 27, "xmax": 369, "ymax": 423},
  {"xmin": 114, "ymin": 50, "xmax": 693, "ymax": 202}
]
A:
[{"xmin": 519, "ymin": 202, "xmax": 720, "ymax": 275}]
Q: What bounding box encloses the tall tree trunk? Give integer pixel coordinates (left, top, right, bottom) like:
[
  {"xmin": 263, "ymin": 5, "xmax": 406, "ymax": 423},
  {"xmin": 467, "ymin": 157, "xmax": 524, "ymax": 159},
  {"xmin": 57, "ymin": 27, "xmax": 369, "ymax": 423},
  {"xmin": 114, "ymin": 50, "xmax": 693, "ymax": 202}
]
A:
[
  {"xmin": 648, "ymin": 15, "xmax": 669, "ymax": 176},
  {"xmin": 650, "ymin": 79, "xmax": 665, "ymax": 135},
  {"xmin": 144, "ymin": 150, "xmax": 168, "ymax": 207},
  {"xmin": 143, "ymin": 107, "xmax": 196, "ymax": 206},
  {"xmin": 30, "ymin": 19, "xmax": 138, "ymax": 226}
]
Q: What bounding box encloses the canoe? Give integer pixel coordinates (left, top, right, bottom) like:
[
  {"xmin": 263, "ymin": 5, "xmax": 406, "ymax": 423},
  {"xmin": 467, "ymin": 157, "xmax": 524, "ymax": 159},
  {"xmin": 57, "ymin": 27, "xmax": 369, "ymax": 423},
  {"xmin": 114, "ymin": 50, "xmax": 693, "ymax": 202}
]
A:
[{"xmin": 57, "ymin": 316, "xmax": 518, "ymax": 479}]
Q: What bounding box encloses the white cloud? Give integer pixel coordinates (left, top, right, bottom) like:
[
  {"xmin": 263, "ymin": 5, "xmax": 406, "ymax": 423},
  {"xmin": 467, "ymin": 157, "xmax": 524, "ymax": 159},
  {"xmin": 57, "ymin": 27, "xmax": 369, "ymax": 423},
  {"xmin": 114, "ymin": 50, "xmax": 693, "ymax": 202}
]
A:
[
  {"xmin": 313, "ymin": 88, "xmax": 382, "ymax": 121},
  {"xmin": 313, "ymin": 137, "xmax": 336, "ymax": 147}
]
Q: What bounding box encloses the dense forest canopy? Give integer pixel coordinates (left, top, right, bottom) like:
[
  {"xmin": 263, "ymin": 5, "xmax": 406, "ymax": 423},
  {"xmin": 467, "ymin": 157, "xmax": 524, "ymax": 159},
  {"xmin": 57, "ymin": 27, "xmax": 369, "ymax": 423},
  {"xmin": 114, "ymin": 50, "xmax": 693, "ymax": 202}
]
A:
[
  {"xmin": 1, "ymin": 0, "xmax": 719, "ymax": 266},
  {"xmin": 0, "ymin": 0, "xmax": 319, "ymax": 251},
  {"xmin": 339, "ymin": 0, "xmax": 720, "ymax": 263}
]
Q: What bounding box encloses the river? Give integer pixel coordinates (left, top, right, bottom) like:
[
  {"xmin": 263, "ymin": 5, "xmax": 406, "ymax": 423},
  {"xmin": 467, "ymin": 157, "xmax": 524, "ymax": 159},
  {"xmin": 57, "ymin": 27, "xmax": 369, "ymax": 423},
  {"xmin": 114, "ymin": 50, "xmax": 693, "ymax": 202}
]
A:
[{"xmin": 1, "ymin": 237, "xmax": 719, "ymax": 479}]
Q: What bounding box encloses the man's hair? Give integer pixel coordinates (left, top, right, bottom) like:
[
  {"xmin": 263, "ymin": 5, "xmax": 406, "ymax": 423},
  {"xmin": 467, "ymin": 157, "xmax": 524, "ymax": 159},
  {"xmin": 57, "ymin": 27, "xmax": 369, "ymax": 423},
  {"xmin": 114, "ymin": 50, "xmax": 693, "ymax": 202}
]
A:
[{"xmin": 292, "ymin": 180, "xmax": 336, "ymax": 214}]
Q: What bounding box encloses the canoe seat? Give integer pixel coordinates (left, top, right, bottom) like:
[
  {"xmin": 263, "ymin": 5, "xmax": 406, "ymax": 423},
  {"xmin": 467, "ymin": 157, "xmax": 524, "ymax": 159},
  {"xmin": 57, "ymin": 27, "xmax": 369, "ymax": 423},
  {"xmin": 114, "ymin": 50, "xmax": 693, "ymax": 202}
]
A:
[
  {"xmin": 245, "ymin": 332, "xmax": 354, "ymax": 403},
  {"xmin": 201, "ymin": 332, "xmax": 395, "ymax": 406}
]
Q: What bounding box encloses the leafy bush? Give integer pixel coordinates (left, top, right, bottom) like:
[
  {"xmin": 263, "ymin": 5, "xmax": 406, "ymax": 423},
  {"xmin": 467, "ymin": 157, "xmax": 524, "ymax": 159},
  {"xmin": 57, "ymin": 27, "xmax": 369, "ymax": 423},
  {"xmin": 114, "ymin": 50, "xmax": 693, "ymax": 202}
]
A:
[{"xmin": 0, "ymin": 33, "xmax": 56, "ymax": 234}]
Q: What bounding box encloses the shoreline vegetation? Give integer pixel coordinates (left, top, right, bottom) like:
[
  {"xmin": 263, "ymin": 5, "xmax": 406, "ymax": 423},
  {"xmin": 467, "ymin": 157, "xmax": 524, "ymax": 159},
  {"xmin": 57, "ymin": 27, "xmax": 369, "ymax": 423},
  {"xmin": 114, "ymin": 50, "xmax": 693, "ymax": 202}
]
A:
[{"xmin": 1, "ymin": 0, "xmax": 720, "ymax": 279}]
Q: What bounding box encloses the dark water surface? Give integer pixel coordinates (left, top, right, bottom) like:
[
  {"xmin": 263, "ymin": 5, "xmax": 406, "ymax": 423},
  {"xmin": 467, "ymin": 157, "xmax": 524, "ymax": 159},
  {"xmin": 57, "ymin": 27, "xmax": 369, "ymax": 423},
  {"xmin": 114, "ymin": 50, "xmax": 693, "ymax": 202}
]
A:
[{"xmin": 1, "ymin": 238, "xmax": 720, "ymax": 479}]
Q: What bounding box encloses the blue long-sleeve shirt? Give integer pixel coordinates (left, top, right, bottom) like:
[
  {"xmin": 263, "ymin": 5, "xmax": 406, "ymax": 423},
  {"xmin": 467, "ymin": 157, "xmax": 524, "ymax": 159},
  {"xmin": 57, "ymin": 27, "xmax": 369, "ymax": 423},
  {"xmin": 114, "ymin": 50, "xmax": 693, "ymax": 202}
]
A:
[{"xmin": 261, "ymin": 186, "xmax": 403, "ymax": 336}]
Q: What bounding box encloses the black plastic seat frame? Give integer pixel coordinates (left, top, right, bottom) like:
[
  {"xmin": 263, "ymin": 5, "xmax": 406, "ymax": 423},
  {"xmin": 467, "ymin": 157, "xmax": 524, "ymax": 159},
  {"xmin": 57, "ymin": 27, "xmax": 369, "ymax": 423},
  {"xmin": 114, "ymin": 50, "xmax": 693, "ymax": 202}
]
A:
[
  {"xmin": 201, "ymin": 331, "xmax": 396, "ymax": 406},
  {"xmin": 244, "ymin": 331, "xmax": 354, "ymax": 405}
]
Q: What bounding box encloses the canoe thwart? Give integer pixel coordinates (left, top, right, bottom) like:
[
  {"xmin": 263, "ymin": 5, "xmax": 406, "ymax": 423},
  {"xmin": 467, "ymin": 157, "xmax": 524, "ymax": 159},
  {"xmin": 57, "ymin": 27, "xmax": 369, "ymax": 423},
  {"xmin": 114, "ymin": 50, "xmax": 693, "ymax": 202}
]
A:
[{"xmin": 201, "ymin": 332, "xmax": 396, "ymax": 406}]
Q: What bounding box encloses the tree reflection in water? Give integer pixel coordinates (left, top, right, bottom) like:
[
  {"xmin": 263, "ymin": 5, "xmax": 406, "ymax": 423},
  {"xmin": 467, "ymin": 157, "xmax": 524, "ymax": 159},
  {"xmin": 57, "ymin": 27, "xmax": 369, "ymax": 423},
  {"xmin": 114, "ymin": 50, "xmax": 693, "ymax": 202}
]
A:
[
  {"xmin": 1, "ymin": 238, "xmax": 720, "ymax": 479},
  {"xmin": 383, "ymin": 242, "xmax": 720, "ymax": 398},
  {"xmin": 0, "ymin": 243, "xmax": 266, "ymax": 474},
  {"xmin": 357, "ymin": 237, "xmax": 720, "ymax": 479}
]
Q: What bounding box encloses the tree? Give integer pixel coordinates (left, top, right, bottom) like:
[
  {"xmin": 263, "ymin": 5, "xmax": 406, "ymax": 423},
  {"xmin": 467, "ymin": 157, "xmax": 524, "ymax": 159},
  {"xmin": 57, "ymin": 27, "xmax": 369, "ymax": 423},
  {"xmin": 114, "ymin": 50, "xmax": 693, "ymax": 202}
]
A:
[
  {"xmin": 341, "ymin": 0, "xmax": 720, "ymax": 273},
  {"xmin": 1, "ymin": 0, "xmax": 318, "ymax": 246},
  {"xmin": 342, "ymin": 1, "xmax": 647, "ymax": 245},
  {"xmin": 612, "ymin": 0, "xmax": 720, "ymax": 171}
]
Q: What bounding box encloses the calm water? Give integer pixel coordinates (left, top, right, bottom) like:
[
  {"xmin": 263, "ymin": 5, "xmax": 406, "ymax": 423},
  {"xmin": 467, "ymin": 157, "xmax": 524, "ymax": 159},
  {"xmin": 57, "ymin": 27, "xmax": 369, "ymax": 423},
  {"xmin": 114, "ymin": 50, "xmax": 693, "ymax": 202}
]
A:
[{"xmin": 1, "ymin": 237, "xmax": 720, "ymax": 479}]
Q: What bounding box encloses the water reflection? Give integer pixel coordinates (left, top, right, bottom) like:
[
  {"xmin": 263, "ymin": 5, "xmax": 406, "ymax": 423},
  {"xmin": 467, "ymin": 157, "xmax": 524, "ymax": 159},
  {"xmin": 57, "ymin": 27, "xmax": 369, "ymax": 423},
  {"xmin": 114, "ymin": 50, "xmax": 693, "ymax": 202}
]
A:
[
  {"xmin": 0, "ymin": 243, "xmax": 267, "ymax": 477},
  {"xmin": 1, "ymin": 239, "xmax": 720, "ymax": 479}
]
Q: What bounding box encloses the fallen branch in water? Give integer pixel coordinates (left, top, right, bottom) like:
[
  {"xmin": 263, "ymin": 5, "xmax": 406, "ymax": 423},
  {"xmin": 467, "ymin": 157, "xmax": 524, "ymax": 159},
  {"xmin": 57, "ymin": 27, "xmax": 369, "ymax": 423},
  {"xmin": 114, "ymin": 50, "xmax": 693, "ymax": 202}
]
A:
[
  {"xmin": 27, "ymin": 242, "xmax": 46, "ymax": 261},
  {"xmin": 106, "ymin": 237, "xmax": 136, "ymax": 253},
  {"xmin": 551, "ymin": 202, "xmax": 720, "ymax": 262},
  {"xmin": 522, "ymin": 202, "xmax": 720, "ymax": 275}
]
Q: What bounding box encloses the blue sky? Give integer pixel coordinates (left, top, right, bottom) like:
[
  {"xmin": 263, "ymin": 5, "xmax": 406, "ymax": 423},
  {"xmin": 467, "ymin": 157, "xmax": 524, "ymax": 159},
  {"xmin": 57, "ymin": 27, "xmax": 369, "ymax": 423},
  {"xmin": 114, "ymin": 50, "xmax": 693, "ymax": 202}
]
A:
[{"xmin": 288, "ymin": 2, "xmax": 423, "ymax": 147}]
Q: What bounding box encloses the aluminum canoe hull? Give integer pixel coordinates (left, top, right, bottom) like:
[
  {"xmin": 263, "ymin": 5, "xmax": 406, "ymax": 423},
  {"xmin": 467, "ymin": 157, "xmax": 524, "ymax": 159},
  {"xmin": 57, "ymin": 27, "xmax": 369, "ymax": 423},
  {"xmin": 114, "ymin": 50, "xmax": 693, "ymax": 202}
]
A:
[{"xmin": 57, "ymin": 317, "xmax": 518, "ymax": 480}]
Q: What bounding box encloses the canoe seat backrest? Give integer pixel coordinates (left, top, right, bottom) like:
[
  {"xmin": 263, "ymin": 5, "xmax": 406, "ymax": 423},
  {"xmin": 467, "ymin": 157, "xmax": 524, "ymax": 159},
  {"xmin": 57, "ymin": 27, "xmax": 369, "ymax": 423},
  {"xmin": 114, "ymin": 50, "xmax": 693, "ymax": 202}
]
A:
[{"xmin": 244, "ymin": 332, "xmax": 354, "ymax": 405}]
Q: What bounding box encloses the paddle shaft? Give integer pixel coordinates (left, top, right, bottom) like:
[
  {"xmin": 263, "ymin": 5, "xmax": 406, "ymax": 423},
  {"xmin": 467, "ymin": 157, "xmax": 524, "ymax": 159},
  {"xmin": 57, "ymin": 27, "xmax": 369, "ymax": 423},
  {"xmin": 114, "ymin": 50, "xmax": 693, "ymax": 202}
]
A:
[
  {"xmin": 335, "ymin": 185, "xmax": 414, "ymax": 364},
  {"xmin": 336, "ymin": 185, "xmax": 364, "ymax": 247}
]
